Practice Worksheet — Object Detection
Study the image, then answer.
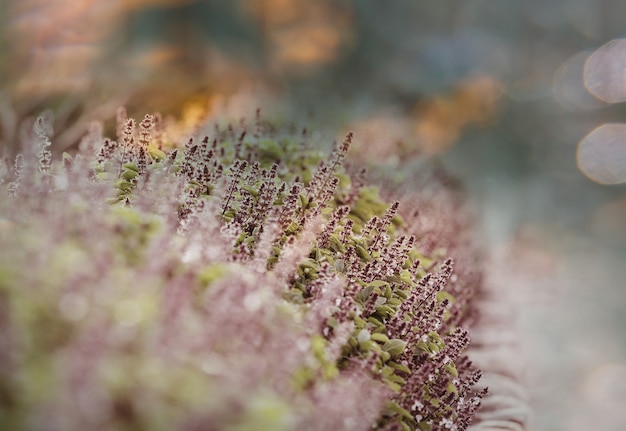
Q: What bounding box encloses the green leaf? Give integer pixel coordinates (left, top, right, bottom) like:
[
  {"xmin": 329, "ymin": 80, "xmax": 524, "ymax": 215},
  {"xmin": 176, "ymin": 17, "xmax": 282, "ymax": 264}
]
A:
[
  {"xmin": 116, "ymin": 179, "xmax": 133, "ymax": 193},
  {"xmin": 370, "ymin": 333, "xmax": 390, "ymax": 343},
  {"xmin": 148, "ymin": 147, "xmax": 167, "ymax": 161},
  {"xmin": 386, "ymin": 374, "xmax": 406, "ymax": 386},
  {"xmin": 396, "ymin": 289, "xmax": 409, "ymax": 300},
  {"xmin": 222, "ymin": 210, "xmax": 236, "ymax": 220},
  {"xmin": 328, "ymin": 234, "xmax": 345, "ymax": 253},
  {"xmin": 122, "ymin": 163, "xmax": 140, "ymax": 172},
  {"xmin": 355, "ymin": 244, "xmax": 371, "ymax": 261},
  {"xmin": 354, "ymin": 316, "xmax": 367, "ymax": 328},
  {"xmin": 388, "ymin": 297, "xmax": 403, "ymax": 307},
  {"xmin": 381, "ymin": 365, "xmax": 394, "ymax": 378},
  {"xmin": 399, "ymin": 270, "xmax": 414, "ymax": 285},
  {"xmin": 333, "ymin": 259, "xmax": 345, "ymax": 272},
  {"xmin": 374, "ymin": 296, "xmax": 387, "ymax": 307},
  {"xmin": 356, "ymin": 285, "xmax": 375, "ymax": 304},
  {"xmin": 428, "ymin": 342, "xmax": 441, "ymax": 353},
  {"xmin": 444, "ymin": 363, "xmax": 458, "ymax": 377},
  {"xmin": 367, "ymin": 316, "xmax": 384, "ymax": 328},
  {"xmin": 285, "ymin": 222, "xmax": 301, "ymax": 235},
  {"xmin": 417, "ymin": 340, "xmax": 431, "ymax": 354},
  {"xmin": 418, "ymin": 421, "xmax": 432, "ymax": 431},
  {"xmin": 359, "ymin": 339, "xmax": 373, "ymax": 351},
  {"xmin": 313, "ymin": 246, "xmax": 322, "ymax": 261},
  {"xmin": 382, "ymin": 377, "xmax": 401, "ymax": 392},
  {"xmin": 384, "ymin": 284, "xmax": 393, "ymax": 299},
  {"xmin": 375, "ymin": 304, "xmax": 396, "ymax": 318},
  {"xmin": 299, "ymin": 258, "xmax": 320, "ymax": 272},
  {"xmin": 385, "ymin": 401, "xmax": 414, "ymax": 420},
  {"xmin": 436, "ymin": 290, "xmax": 456, "ymax": 304},
  {"xmin": 372, "ymin": 324, "xmax": 387, "ymax": 334},
  {"xmin": 299, "ymin": 193, "xmax": 309, "ymax": 208},
  {"xmin": 241, "ymin": 184, "xmax": 259, "ymax": 197},
  {"xmin": 96, "ymin": 172, "xmax": 115, "ymax": 181},
  {"xmin": 428, "ymin": 331, "xmax": 442, "ymax": 343},
  {"xmin": 387, "ymin": 361, "xmax": 411, "ymax": 374},
  {"xmin": 383, "ymin": 339, "xmax": 407, "ymax": 357},
  {"xmin": 122, "ymin": 169, "xmax": 138, "ymax": 181}
]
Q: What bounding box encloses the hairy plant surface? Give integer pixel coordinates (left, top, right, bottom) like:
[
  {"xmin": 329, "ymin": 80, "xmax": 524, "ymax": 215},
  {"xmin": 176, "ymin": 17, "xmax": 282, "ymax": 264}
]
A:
[{"xmin": 0, "ymin": 111, "xmax": 486, "ymax": 431}]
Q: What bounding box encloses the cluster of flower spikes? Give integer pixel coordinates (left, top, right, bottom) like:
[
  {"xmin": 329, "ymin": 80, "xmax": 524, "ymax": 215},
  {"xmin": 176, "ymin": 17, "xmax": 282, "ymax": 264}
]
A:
[
  {"xmin": 142, "ymin": 112, "xmax": 486, "ymax": 430},
  {"xmin": 0, "ymin": 110, "xmax": 486, "ymax": 431}
]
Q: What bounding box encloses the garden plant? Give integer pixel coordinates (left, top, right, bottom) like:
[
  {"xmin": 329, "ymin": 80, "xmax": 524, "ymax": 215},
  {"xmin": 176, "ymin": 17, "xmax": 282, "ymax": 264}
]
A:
[{"xmin": 0, "ymin": 110, "xmax": 487, "ymax": 431}]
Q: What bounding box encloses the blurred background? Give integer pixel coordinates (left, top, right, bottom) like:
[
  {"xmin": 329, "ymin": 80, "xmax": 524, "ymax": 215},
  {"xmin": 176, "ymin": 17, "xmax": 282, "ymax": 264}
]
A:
[{"xmin": 2, "ymin": 1, "xmax": 626, "ymax": 429}]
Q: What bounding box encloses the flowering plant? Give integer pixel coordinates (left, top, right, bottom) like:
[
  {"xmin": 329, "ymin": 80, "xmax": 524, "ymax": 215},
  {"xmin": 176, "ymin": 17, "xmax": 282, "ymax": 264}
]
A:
[{"xmin": 0, "ymin": 111, "xmax": 485, "ymax": 431}]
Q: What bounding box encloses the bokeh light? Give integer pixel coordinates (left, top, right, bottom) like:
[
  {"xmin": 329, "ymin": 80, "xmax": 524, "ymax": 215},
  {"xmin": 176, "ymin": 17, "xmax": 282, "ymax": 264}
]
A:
[
  {"xmin": 583, "ymin": 39, "xmax": 626, "ymax": 103},
  {"xmin": 244, "ymin": 0, "xmax": 352, "ymax": 72},
  {"xmin": 577, "ymin": 123, "xmax": 626, "ymax": 185},
  {"xmin": 414, "ymin": 77, "xmax": 502, "ymax": 154},
  {"xmin": 554, "ymin": 51, "xmax": 606, "ymax": 111}
]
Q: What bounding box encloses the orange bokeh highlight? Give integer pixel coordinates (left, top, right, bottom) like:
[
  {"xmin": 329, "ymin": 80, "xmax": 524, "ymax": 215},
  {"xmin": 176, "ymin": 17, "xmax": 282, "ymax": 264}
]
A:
[
  {"xmin": 245, "ymin": 0, "xmax": 353, "ymax": 71},
  {"xmin": 413, "ymin": 76, "xmax": 503, "ymax": 154}
]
